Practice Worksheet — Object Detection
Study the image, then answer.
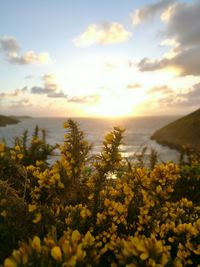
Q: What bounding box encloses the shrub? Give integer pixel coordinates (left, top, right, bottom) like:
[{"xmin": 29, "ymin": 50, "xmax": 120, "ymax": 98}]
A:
[{"xmin": 0, "ymin": 119, "xmax": 200, "ymax": 266}]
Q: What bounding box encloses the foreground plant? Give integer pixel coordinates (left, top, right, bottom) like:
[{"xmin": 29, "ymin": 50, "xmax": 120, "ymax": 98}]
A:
[{"xmin": 0, "ymin": 119, "xmax": 200, "ymax": 266}]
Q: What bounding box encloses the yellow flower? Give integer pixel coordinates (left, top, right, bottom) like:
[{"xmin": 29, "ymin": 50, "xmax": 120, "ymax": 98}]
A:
[
  {"xmin": 1, "ymin": 210, "xmax": 7, "ymax": 218},
  {"xmin": 51, "ymin": 246, "xmax": 62, "ymax": 262},
  {"xmin": 31, "ymin": 236, "xmax": 41, "ymax": 253},
  {"xmin": 4, "ymin": 258, "xmax": 17, "ymax": 267},
  {"xmin": 140, "ymin": 251, "xmax": 149, "ymax": 260},
  {"xmin": 12, "ymin": 250, "xmax": 21, "ymax": 264},
  {"xmin": 76, "ymin": 245, "xmax": 86, "ymax": 261},
  {"xmin": 82, "ymin": 231, "xmax": 95, "ymax": 246},
  {"xmin": 63, "ymin": 122, "xmax": 69, "ymax": 128},
  {"xmin": 173, "ymin": 258, "xmax": 183, "ymax": 267},
  {"xmin": 58, "ymin": 181, "xmax": 65, "ymax": 189},
  {"xmin": 17, "ymin": 153, "xmax": 23, "ymax": 160},
  {"xmin": 156, "ymin": 185, "xmax": 162, "ymax": 193},
  {"xmin": 33, "ymin": 213, "xmax": 41, "ymax": 223},
  {"xmin": 15, "ymin": 145, "xmax": 20, "ymax": 151},
  {"xmin": 22, "ymin": 253, "xmax": 28, "ymax": 265},
  {"xmin": 0, "ymin": 143, "xmax": 5, "ymax": 152},
  {"xmin": 71, "ymin": 230, "xmax": 81, "ymax": 243},
  {"xmin": 28, "ymin": 204, "xmax": 37, "ymax": 213}
]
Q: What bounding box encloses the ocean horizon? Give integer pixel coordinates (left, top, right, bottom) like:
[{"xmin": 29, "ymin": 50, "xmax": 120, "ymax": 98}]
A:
[{"xmin": 0, "ymin": 116, "xmax": 180, "ymax": 163}]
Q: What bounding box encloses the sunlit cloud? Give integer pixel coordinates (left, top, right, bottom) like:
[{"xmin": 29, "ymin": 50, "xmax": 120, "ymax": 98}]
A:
[
  {"xmin": 126, "ymin": 83, "xmax": 141, "ymax": 90},
  {"xmin": 8, "ymin": 98, "xmax": 33, "ymax": 108},
  {"xmin": 144, "ymin": 82, "xmax": 200, "ymax": 112},
  {"xmin": 0, "ymin": 36, "xmax": 52, "ymax": 65},
  {"xmin": 175, "ymin": 83, "xmax": 200, "ymax": 107},
  {"xmin": 137, "ymin": 1, "xmax": 200, "ymax": 77},
  {"xmin": 0, "ymin": 86, "xmax": 28, "ymax": 98},
  {"xmin": 1, "ymin": 0, "xmax": 199, "ymax": 118},
  {"xmin": 47, "ymin": 91, "xmax": 68, "ymax": 98},
  {"xmin": 8, "ymin": 51, "xmax": 51, "ymax": 65},
  {"xmin": 147, "ymin": 85, "xmax": 174, "ymax": 95},
  {"xmin": 131, "ymin": 0, "xmax": 174, "ymax": 25},
  {"xmin": 73, "ymin": 22, "xmax": 131, "ymax": 47},
  {"xmin": 30, "ymin": 73, "xmax": 68, "ymax": 97},
  {"xmin": 41, "ymin": 73, "xmax": 59, "ymax": 91},
  {"xmin": 138, "ymin": 46, "xmax": 200, "ymax": 76},
  {"xmin": 162, "ymin": 2, "xmax": 200, "ymax": 49},
  {"xmin": 104, "ymin": 63, "xmax": 116, "ymax": 70},
  {"xmin": 160, "ymin": 4, "xmax": 176, "ymax": 22},
  {"xmin": 68, "ymin": 94, "xmax": 99, "ymax": 104}
]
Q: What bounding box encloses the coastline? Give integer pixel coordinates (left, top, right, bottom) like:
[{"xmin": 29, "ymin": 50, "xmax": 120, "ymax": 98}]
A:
[
  {"xmin": 0, "ymin": 115, "xmax": 20, "ymax": 127},
  {"xmin": 151, "ymin": 108, "xmax": 200, "ymax": 154}
]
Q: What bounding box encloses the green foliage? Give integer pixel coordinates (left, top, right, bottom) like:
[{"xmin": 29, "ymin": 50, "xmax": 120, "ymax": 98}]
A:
[
  {"xmin": 173, "ymin": 153, "xmax": 200, "ymax": 204},
  {"xmin": 14, "ymin": 125, "xmax": 55, "ymax": 166},
  {"xmin": 0, "ymin": 119, "xmax": 200, "ymax": 266}
]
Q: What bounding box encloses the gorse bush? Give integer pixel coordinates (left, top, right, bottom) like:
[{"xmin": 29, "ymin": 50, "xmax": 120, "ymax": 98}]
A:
[{"xmin": 0, "ymin": 120, "xmax": 200, "ymax": 266}]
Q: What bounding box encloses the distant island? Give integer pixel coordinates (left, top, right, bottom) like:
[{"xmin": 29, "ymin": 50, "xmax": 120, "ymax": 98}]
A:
[
  {"xmin": 151, "ymin": 108, "xmax": 200, "ymax": 152},
  {"xmin": 0, "ymin": 115, "xmax": 31, "ymax": 127}
]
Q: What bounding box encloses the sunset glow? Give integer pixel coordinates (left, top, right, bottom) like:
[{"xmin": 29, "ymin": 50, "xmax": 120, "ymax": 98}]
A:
[{"xmin": 0, "ymin": 0, "xmax": 200, "ymax": 117}]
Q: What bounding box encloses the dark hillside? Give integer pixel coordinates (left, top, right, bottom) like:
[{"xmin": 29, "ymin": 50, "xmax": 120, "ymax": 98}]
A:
[
  {"xmin": 0, "ymin": 115, "xmax": 20, "ymax": 127},
  {"xmin": 151, "ymin": 108, "xmax": 200, "ymax": 152}
]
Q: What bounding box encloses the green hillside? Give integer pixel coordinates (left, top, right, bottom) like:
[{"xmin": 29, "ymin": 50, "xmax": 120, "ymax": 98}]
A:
[
  {"xmin": 151, "ymin": 108, "xmax": 200, "ymax": 152},
  {"xmin": 0, "ymin": 115, "xmax": 20, "ymax": 127}
]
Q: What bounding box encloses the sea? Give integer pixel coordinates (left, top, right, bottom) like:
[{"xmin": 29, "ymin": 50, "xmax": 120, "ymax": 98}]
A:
[{"xmin": 0, "ymin": 116, "xmax": 180, "ymax": 164}]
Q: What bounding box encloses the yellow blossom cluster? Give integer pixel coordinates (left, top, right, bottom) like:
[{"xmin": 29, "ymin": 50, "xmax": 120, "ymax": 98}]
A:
[
  {"xmin": 0, "ymin": 143, "xmax": 5, "ymax": 157},
  {"xmin": 1, "ymin": 120, "xmax": 200, "ymax": 266}
]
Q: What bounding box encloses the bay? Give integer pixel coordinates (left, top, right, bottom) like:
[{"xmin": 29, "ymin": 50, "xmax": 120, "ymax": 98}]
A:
[{"xmin": 0, "ymin": 116, "xmax": 180, "ymax": 163}]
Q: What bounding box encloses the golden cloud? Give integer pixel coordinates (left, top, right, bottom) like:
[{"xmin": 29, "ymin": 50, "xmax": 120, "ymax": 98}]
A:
[{"xmin": 73, "ymin": 22, "xmax": 131, "ymax": 47}]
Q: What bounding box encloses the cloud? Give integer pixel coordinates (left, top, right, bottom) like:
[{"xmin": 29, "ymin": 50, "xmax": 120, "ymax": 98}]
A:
[
  {"xmin": 131, "ymin": 0, "xmax": 174, "ymax": 25},
  {"xmin": 30, "ymin": 73, "xmax": 99, "ymax": 103},
  {"xmin": 105, "ymin": 63, "xmax": 116, "ymax": 69},
  {"xmin": 137, "ymin": 1, "xmax": 200, "ymax": 77},
  {"xmin": 68, "ymin": 94, "xmax": 99, "ymax": 104},
  {"xmin": 25, "ymin": 75, "xmax": 33, "ymax": 79},
  {"xmin": 126, "ymin": 83, "xmax": 141, "ymax": 89},
  {"xmin": 41, "ymin": 73, "xmax": 59, "ymax": 91},
  {"xmin": 8, "ymin": 98, "xmax": 33, "ymax": 108},
  {"xmin": 162, "ymin": 2, "xmax": 200, "ymax": 49},
  {"xmin": 148, "ymin": 85, "xmax": 173, "ymax": 95},
  {"xmin": 31, "ymin": 86, "xmax": 68, "ymax": 98},
  {"xmin": 138, "ymin": 46, "xmax": 200, "ymax": 76},
  {"xmin": 30, "ymin": 73, "xmax": 68, "ymax": 98},
  {"xmin": 138, "ymin": 57, "xmax": 168, "ymax": 71},
  {"xmin": 0, "ymin": 36, "xmax": 20, "ymax": 52},
  {"xmin": 0, "ymin": 36, "xmax": 51, "ymax": 65},
  {"xmin": 0, "ymin": 86, "xmax": 28, "ymax": 98},
  {"xmin": 177, "ymin": 83, "xmax": 200, "ymax": 107},
  {"xmin": 147, "ymin": 83, "xmax": 200, "ymax": 109},
  {"xmin": 7, "ymin": 51, "xmax": 51, "ymax": 65},
  {"xmin": 31, "ymin": 86, "xmax": 52, "ymax": 94},
  {"xmin": 47, "ymin": 91, "xmax": 68, "ymax": 98},
  {"xmin": 73, "ymin": 22, "xmax": 131, "ymax": 47}
]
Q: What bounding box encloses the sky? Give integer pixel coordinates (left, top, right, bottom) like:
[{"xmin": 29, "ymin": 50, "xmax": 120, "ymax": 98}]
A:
[{"xmin": 0, "ymin": 0, "xmax": 200, "ymax": 117}]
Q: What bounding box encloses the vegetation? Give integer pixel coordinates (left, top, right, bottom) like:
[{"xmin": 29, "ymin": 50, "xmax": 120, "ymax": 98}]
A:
[
  {"xmin": 151, "ymin": 108, "xmax": 200, "ymax": 153},
  {"xmin": 0, "ymin": 115, "xmax": 20, "ymax": 127},
  {"xmin": 0, "ymin": 119, "xmax": 200, "ymax": 266}
]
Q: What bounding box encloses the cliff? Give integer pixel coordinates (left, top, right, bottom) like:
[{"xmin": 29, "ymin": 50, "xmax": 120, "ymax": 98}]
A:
[
  {"xmin": 0, "ymin": 115, "xmax": 20, "ymax": 127},
  {"xmin": 151, "ymin": 108, "xmax": 200, "ymax": 152}
]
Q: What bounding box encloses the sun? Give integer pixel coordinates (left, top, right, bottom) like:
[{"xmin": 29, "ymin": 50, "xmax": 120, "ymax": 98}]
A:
[{"xmin": 84, "ymin": 91, "xmax": 143, "ymax": 118}]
